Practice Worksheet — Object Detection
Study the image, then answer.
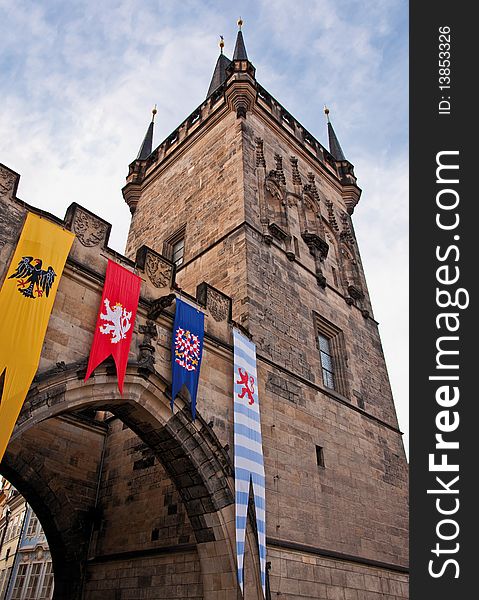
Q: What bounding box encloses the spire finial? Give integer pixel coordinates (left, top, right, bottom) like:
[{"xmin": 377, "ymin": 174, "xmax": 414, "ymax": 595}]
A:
[
  {"xmin": 325, "ymin": 106, "xmax": 347, "ymax": 161},
  {"xmin": 219, "ymin": 35, "xmax": 224, "ymax": 54},
  {"xmin": 137, "ymin": 109, "xmax": 156, "ymax": 160},
  {"xmin": 233, "ymin": 19, "xmax": 249, "ymax": 61}
]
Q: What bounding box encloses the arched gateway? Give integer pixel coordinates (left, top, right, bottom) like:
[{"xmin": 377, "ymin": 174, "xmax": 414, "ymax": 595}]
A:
[{"xmin": 2, "ymin": 365, "xmax": 264, "ymax": 599}]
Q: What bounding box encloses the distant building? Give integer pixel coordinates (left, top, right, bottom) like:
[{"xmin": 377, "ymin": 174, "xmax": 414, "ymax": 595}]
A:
[{"xmin": 0, "ymin": 479, "xmax": 53, "ymax": 599}]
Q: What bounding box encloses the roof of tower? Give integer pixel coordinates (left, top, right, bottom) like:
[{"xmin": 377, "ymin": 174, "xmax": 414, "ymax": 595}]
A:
[
  {"xmin": 206, "ymin": 52, "xmax": 232, "ymax": 98},
  {"xmin": 324, "ymin": 106, "xmax": 346, "ymax": 161},
  {"xmin": 233, "ymin": 19, "xmax": 248, "ymax": 60},
  {"xmin": 136, "ymin": 107, "xmax": 157, "ymax": 160}
]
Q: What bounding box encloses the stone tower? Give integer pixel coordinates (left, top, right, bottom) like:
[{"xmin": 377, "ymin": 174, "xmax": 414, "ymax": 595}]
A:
[
  {"xmin": 123, "ymin": 24, "xmax": 409, "ymax": 599},
  {"xmin": 0, "ymin": 23, "xmax": 408, "ymax": 600}
]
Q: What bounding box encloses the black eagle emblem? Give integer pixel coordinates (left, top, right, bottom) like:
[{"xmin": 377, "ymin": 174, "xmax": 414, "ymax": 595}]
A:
[{"xmin": 8, "ymin": 256, "xmax": 56, "ymax": 299}]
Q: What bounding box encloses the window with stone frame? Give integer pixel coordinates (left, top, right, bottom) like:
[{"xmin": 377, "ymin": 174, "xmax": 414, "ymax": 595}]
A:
[
  {"xmin": 318, "ymin": 334, "xmax": 335, "ymax": 388},
  {"xmin": 39, "ymin": 562, "xmax": 54, "ymax": 599},
  {"xmin": 26, "ymin": 514, "xmax": 39, "ymax": 537},
  {"xmin": 11, "ymin": 563, "xmax": 28, "ymax": 599},
  {"xmin": 1, "ymin": 568, "xmax": 12, "ymax": 597},
  {"xmin": 5, "ymin": 513, "xmax": 20, "ymax": 541},
  {"xmin": 0, "ymin": 569, "xmax": 7, "ymax": 596},
  {"xmin": 163, "ymin": 225, "xmax": 186, "ymax": 268},
  {"xmin": 24, "ymin": 563, "xmax": 42, "ymax": 599},
  {"xmin": 315, "ymin": 313, "xmax": 349, "ymax": 397}
]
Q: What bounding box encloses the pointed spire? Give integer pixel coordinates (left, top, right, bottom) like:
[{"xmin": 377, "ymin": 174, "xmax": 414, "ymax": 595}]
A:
[
  {"xmin": 324, "ymin": 106, "xmax": 346, "ymax": 161},
  {"xmin": 137, "ymin": 106, "xmax": 156, "ymax": 160},
  {"xmin": 233, "ymin": 18, "xmax": 248, "ymax": 60},
  {"xmin": 207, "ymin": 37, "xmax": 231, "ymax": 98}
]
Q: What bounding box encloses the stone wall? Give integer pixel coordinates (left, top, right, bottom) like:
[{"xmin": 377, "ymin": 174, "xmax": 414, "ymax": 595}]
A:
[
  {"xmin": 94, "ymin": 417, "xmax": 195, "ymax": 556},
  {"xmin": 267, "ymin": 548, "xmax": 408, "ymax": 600},
  {"xmin": 84, "ymin": 552, "xmax": 203, "ymax": 600}
]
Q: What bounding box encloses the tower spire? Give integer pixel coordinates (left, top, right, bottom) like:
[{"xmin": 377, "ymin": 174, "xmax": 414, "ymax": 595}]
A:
[
  {"xmin": 233, "ymin": 18, "xmax": 248, "ymax": 60},
  {"xmin": 324, "ymin": 106, "xmax": 346, "ymax": 161},
  {"xmin": 136, "ymin": 106, "xmax": 157, "ymax": 160},
  {"xmin": 206, "ymin": 36, "xmax": 231, "ymax": 98}
]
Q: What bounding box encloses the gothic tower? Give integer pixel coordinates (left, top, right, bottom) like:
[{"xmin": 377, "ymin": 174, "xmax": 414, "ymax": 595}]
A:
[
  {"xmin": 0, "ymin": 20, "xmax": 407, "ymax": 600},
  {"xmin": 122, "ymin": 23, "xmax": 409, "ymax": 598}
]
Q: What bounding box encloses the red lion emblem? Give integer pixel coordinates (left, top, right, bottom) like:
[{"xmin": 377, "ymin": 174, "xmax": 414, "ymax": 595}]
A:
[{"xmin": 236, "ymin": 367, "xmax": 255, "ymax": 405}]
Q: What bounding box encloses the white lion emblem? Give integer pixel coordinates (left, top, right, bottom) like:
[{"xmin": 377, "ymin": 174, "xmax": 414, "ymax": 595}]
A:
[{"xmin": 99, "ymin": 298, "xmax": 132, "ymax": 344}]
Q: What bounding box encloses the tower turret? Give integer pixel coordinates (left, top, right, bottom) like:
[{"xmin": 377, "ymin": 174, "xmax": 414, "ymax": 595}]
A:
[
  {"xmin": 136, "ymin": 105, "xmax": 157, "ymax": 160},
  {"xmin": 206, "ymin": 36, "xmax": 231, "ymax": 98},
  {"xmin": 123, "ymin": 106, "xmax": 157, "ymax": 215},
  {"xmin": 324, "ymin": 105, "xmax": 346, "ymax": 161},
  {"xmin": 324, "ymin": 105, "xmax": 362, "ymax": 214},
  {"xmin": 225, "ymin": 19, "xmax": 256, "ymax": 118}
]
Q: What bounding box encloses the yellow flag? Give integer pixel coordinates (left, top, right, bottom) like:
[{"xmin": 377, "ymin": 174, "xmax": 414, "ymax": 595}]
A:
[{"xmin": 0, "ymin": 213, "xmax": 74, "ymax": 461}]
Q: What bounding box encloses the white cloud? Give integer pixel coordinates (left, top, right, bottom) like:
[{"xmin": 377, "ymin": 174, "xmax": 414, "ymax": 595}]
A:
[{"xmin": 354, "ymin": 155, "xmax": 409, "ymax": 454}]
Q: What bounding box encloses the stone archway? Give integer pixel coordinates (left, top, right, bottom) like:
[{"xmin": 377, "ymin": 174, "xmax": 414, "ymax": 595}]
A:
[
  {"xmin": 1, "ymin": 415, "xmax": 107, "ymax": 599},
  {"xmin": 2, "ymin": 361, "xmax": 259, "ymax": 600}
]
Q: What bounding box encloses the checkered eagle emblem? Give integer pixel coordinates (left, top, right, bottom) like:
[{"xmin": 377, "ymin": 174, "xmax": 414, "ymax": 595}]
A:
[{"xmin": 174, "ymin": 327, "xmax": 201, "ymax": 372}]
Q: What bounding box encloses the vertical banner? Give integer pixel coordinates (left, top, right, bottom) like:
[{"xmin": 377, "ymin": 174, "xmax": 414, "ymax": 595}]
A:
[
  {"xmin": 171, "ymin": 298, "xmax": 204, "ymax": 419},
  {"xmin": 233, "ymin": 328, "xmax": 266, "ymax": 598},
  {"xmin": 85, "ymin": 259, "xmax": 141, "ymax": 394},
  {"xmin": 0, "ymin": 213, "xmax": 74, "ymax": 461}
]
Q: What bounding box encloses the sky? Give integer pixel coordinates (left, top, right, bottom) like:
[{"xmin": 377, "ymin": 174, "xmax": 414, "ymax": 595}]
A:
[{"xmin": 0, "ymin": 0, "xmax": 409, "ymax": 453}]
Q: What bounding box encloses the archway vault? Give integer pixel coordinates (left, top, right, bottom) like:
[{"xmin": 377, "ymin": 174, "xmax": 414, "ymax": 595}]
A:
[{"xmin": 1, "ymin": 361, "xmax": 264, "ymax": 600}]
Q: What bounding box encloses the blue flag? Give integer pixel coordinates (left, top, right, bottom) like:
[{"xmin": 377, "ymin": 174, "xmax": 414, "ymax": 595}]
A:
[{"xmin": 171, "ymin": 298, "xmax": 204, "ymax": 419}]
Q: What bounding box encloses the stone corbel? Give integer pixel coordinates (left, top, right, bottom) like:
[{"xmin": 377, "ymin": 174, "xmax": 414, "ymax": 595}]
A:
[
  {"xmin": 347, "ymin": 284, "xmax": 364, "ymax": 301},
  {"xmin": 301, "ymin": 232, "xmax": 329, "ymax": 260},
  {"xmin": 268, "ymin": 222, "xmax": 289, "ymax": 244},
  {"xmin": 225, "ymin": 80, "xmax": 256, "ymax": 118},
  {"xmin": 148, "ymin": 294, "xmax": 176, "ymax": 321},
  {"xmin": 306, "ymin": 244, "xmax": 327, "ymax": 288},
  {"xmin": 122, "ymin": 181, "xmax": 142, "ymax": 215}
]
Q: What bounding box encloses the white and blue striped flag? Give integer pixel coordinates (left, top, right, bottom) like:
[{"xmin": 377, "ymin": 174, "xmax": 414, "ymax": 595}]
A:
[{"xmin": 233, "ymin": 328, "xmax": 266, "ymax": 598}]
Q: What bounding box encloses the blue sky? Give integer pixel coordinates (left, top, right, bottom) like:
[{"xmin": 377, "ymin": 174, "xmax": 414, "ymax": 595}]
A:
[{"xmin": 0, "ymin": 0, "xmax": 409, "ymax": 452}]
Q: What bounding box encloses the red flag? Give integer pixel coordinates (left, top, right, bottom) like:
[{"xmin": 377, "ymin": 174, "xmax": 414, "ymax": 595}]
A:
[{"xmin": 85, "ymin": 260, "xmax": 141, "ymax": 393}]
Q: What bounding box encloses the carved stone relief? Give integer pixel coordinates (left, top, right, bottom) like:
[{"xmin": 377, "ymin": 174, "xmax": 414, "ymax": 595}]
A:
[
  {"xmin": 340, "ymin": 212, "xmax": 355, "ymax": 245},
  {"xmin": 72, "ymin": 208, "xmax": 108, "ymax": 247},
  {"xmin": 206, "ymin": 288, "xmax": 231, "ymax": 322},
  {"xmin": 138, "ymin": 320, "xmax": 158, "ymax": 372},
  {"xmin": 269, "ymin": 154, "xmax": 286, "ymax": 185},
  {"xmin": 325, "ymin": 200, "xmax": 339, "ymax": 232},
  {"xmin": 255, "ymin": 138, "xmax": 266, "ymax": 168},
  {"xmin": 145, "ymin": 252, "xmax": 173, "ymax": 288},
  {"xmin": 290, "ymin": 157, "xmax": 302, "ymax": 186},
  {"xmin": 196, "ymin": 282, "xmax": 231, "ymax": 323},
  {"xmin": 0, "ymin": 167, "xmax": 16, "ymax": 198}
]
